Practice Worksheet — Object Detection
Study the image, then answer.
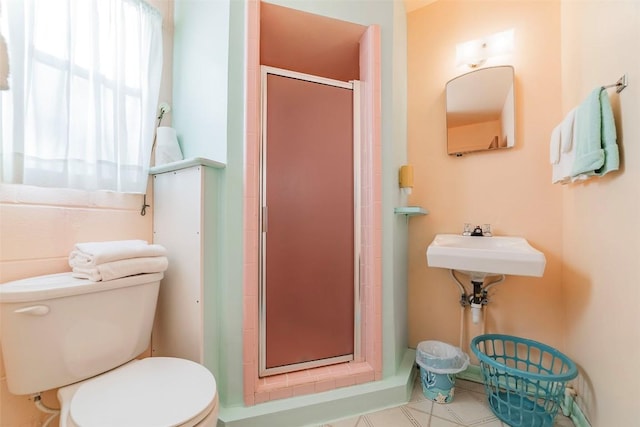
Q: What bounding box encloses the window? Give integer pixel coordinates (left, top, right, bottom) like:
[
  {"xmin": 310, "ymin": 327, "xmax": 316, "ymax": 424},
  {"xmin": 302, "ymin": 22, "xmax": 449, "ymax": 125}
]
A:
[{"xmin": 0, "ymin": 0, "xmax": 163, "ymax": 193}]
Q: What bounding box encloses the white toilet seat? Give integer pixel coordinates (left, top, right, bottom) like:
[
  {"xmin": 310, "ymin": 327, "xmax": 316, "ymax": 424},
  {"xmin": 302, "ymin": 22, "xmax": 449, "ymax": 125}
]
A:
[{"xmin": 58, "ymin": 357, "xmax": 217, "ymax": 427}]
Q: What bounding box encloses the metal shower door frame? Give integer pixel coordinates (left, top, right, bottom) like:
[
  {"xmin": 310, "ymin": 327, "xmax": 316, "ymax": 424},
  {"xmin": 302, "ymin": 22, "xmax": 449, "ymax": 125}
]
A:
[{"xmin": 258, "ymin": 65, "xmax": 362, "ymax": 377}]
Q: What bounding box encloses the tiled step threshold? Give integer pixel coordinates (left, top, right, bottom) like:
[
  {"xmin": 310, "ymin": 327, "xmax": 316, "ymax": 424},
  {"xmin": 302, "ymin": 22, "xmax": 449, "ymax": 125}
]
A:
[{"xmin": 218, "ymin": 349, "xmax": 417, "ymax": 427}]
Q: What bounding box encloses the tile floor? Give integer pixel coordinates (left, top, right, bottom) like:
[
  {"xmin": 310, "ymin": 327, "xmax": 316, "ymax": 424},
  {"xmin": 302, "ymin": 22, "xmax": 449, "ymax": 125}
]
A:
[{"xmin": 320, "ymin": 376, "xmax": 575, "ymax": 427}]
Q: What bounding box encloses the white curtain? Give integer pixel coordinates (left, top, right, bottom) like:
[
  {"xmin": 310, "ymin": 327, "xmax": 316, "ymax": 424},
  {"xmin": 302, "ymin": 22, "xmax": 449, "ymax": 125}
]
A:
[{"xmin": 0, "ymin": 0, "xmax": 162, "ymax": 193}]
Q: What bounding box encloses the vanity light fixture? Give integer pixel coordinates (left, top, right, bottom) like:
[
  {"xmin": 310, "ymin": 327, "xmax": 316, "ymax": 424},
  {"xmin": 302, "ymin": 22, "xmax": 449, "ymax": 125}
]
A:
[{"xmin": 456, "ymin": 29, "xmax": 514, "ymax": 69}]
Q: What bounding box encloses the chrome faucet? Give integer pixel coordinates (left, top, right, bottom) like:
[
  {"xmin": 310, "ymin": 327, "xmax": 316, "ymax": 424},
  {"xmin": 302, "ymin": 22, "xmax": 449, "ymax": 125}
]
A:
[
  {"xmin": 463, "ymin": 223, "xmax": 492, "ymax": 237},
  {"xmin": 471, "ymin": 226, "xmax": 484, "ymax": 236}
]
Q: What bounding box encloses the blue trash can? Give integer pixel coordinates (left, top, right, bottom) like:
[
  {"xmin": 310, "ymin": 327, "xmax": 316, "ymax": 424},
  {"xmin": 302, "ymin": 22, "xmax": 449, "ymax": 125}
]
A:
[{"xmin": 416, "ymin": 341, "xmax": 469, "ymax": 404}]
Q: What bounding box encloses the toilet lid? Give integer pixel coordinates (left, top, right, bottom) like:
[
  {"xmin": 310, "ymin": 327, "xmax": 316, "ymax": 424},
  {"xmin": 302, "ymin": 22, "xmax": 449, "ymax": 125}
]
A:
[{"xmin": 70, "ymin": 357, "xmax": 216, "ymax": 427}]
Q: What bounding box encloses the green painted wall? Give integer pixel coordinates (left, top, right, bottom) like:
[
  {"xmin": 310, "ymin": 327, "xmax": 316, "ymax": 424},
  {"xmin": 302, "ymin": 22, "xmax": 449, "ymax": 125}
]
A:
[{"xmin": 172, "ymin": 0, "xmax": 229, "ymax": 162}]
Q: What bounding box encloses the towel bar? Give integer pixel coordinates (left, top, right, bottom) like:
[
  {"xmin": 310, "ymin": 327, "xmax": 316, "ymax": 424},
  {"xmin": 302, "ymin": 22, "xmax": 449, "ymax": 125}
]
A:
[{"xmin": 603, "ymin": 74, "xmax": 628, "ymax": 93}]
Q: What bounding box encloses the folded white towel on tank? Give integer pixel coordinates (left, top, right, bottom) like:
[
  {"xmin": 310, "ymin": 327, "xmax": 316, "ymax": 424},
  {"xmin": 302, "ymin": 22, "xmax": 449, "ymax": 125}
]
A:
[
  {"xmin": 69, "ymin": 240, "xmax": 167, "ymax": 268},
  {"xmin": 72, "ymin": 256, "xmax": 169, "ymax": 282}
]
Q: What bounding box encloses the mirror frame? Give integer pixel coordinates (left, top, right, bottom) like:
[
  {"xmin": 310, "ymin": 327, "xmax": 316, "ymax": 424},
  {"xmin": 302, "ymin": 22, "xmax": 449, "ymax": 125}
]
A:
[{"xmin": 445, "ymin": 65, "xmax": 515, "ymax": 156}]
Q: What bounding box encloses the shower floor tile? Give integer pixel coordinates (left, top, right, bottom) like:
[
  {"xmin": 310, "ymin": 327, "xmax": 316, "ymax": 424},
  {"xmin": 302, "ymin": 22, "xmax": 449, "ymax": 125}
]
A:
[{"xmin": 320, "ymin": 377, "xmax": 575, "ymax": 427}]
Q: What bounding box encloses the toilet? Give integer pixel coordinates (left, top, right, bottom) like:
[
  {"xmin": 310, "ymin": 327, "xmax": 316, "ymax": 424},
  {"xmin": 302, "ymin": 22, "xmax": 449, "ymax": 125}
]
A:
[{"xmin": 0, "ymin": 272, "xmax": 218, "ymax": 427}]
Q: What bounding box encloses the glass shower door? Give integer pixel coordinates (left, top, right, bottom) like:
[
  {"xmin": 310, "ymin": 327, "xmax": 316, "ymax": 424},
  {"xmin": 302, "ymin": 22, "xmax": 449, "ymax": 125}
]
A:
[{"xmin": 260, "ymin": 68, "xmax": 356, "ymax": 376}]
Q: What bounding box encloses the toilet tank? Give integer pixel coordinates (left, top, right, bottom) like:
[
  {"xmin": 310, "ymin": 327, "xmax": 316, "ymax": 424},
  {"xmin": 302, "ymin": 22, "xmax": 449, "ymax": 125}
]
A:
[{"xmin": 0, "ymin": 272, "xmax": 163, "ymax": 395}]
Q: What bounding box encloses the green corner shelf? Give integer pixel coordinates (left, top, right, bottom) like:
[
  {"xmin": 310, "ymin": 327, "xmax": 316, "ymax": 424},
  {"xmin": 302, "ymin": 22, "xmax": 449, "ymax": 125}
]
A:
[{"xmin": 394, "ymin": 206, "xmax": 429, "ymax": 216}]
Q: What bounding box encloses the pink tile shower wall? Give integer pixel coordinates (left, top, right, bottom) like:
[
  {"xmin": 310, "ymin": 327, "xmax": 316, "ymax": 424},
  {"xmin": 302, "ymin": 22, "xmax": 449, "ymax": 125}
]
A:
[
  {"xmin": 359, "ymin": 25, "xmax": 383, "ymax": 379},
  {"xmin": 242, "ymin": 2, "xmax": 383, "ymax": 405},
  {"xmin": 242, "ymin": 0, "xmax": 261, "ymax": 406}
]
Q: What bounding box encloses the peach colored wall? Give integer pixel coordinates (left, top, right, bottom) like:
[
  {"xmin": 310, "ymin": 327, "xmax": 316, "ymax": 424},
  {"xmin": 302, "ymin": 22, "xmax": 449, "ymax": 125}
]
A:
[
  {"xmin": 0, "ymin": 1, "xmax": 173, "ymax": 425},
  {"xmin": 407, "ymin": 0, "xmax": 564, "ymax": 357},
  {"xmin": 560, "ymin": 1, "xmax": 640, "ymax": 425}
]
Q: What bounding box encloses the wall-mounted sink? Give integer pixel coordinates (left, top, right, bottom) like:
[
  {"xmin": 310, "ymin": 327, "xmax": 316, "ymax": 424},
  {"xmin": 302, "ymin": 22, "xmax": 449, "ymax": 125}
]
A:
[{"xmin": 426, "ymin": 234, "xmax": 546, "ymax": 278}]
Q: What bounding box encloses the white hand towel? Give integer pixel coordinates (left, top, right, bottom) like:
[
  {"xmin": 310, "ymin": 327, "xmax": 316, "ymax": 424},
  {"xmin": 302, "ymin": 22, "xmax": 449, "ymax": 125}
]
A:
[
  {"xmin": 72, "ymin": 256, "xmax": 169, "ymax": 282},
  {"xmin": 552, "ymin": 109, "xmax": 579, "ymax": 184},
  {"xmin": 69, "ymin": 240, "xmax": 167, "ymax": 267}
]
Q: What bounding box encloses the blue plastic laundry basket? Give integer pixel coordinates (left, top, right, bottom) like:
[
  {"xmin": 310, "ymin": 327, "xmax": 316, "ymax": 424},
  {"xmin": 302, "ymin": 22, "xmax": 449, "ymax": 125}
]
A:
[{"xmin": 471, "ymin": 334, "xmax": 577, "ymax": 427}]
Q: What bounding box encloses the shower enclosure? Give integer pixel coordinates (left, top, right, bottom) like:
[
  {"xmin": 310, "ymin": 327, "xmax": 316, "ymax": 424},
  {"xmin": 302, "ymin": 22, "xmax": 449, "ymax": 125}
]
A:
[{"xmin": 259, "ymin": 66, "xmax": 361, "ymax": 376}]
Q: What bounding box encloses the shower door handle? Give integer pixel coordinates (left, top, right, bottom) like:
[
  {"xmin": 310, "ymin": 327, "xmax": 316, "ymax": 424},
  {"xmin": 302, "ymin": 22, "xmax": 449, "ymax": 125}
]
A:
[{"xmin": 262, "ymin": 206, "xmax": 268, "ymax": 233}]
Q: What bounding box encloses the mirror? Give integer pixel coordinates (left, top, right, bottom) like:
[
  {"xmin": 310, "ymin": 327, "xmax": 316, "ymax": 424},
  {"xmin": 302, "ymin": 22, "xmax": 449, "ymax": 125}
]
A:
[{"xmin": 445, "ymin": 65, "xmax": 515, "ymax": 156}]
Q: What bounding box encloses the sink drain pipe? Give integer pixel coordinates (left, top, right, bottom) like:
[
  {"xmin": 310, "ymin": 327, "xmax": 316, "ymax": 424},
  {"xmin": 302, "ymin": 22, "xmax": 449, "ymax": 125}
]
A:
[
  {"xmin": 448, "ymin": 271, "xmax": 506, "ymax": 348},
  {"xmin": 467, "ymin": 275, "xmax": 505, "ymax": 325},
  {"xmin": 470, "ymin": 280, "xmax": 484, "ymax": 325}
]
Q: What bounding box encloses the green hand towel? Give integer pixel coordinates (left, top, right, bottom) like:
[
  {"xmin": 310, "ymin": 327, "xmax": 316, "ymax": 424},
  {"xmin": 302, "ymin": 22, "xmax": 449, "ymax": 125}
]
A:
[
  {"xmin": 571, "ymin": 88, "xmax": 604, "ymax": 176},
  {"xmin": 571, "ymin": 88, "xmax": 619, "ymax": 178},
  {"xmin": 595, "ymin": 89, "xmax": 619, "ymax": 176}
]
